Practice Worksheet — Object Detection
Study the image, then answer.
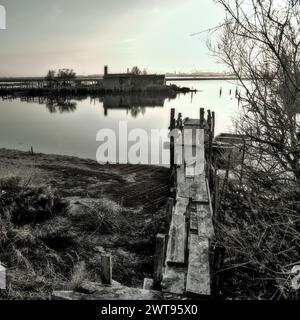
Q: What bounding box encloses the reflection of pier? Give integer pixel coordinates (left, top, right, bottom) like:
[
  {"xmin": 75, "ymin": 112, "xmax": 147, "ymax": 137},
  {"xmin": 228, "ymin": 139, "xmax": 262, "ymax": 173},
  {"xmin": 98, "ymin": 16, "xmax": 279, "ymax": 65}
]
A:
[
  {"xmin": 101, "ymin": 94, "xmax": 170, "ymax": 117},
  {"xmin": 0, "ymin": 91, "xmax": 177, "ymax": 117}
]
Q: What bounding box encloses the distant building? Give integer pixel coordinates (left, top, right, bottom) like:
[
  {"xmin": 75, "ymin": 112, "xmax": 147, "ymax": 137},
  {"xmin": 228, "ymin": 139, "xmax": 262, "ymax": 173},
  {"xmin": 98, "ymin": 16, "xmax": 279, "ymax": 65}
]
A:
[{"xmin": 103, "ymin": 66, "xmax": 166, "ymax": 90}]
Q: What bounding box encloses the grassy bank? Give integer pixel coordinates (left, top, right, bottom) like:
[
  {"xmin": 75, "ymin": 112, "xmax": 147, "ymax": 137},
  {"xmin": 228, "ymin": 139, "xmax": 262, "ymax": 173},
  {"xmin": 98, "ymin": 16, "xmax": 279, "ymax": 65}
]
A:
[{"xmin": 0, "ymin": 149, "xmax": 170, "ymax": 299}]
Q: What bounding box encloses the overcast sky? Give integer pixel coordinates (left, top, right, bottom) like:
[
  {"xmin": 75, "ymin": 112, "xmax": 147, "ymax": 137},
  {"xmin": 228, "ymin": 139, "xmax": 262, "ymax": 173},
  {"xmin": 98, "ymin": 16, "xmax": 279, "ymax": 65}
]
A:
[{"xmin": 0, "ymin": 0, "xmax": 225, "ymax": 76}]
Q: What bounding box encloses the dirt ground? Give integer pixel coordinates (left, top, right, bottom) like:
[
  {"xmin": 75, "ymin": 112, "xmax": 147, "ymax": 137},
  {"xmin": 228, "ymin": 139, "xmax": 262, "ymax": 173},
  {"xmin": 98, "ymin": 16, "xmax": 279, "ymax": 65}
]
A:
[{"xmin": 0, "ymin": 148, "xmax": 170, "ymax": 298}]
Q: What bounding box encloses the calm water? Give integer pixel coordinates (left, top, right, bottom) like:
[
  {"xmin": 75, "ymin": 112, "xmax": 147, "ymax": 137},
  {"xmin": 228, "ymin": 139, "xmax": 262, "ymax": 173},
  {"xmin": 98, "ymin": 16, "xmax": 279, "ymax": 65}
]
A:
[{"xmin": 0, "ymin": 80, "xmax": 240, "ymax": 164}]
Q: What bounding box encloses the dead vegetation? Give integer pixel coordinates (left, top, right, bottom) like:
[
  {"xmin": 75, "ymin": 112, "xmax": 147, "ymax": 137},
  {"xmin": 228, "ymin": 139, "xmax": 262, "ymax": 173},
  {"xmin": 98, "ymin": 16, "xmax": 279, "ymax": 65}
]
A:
[
  {"xmin": 0, "ymin": 175, "xmax": 168, "ymax": 300},
  {"xmin": 215, "ymin": 171, "xmax": 300, "ymax": 300}
]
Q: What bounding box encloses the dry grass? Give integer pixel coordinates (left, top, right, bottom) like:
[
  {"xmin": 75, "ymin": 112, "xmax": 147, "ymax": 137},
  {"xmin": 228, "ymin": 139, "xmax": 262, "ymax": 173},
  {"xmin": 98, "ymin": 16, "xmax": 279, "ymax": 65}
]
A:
[
  {"xmin": 0, "ymin": 175, "xmax": 168, "ymax": 300},
  {"xmin": 216, "ymin": 175, "xmax": 300, "ymax": 300}
]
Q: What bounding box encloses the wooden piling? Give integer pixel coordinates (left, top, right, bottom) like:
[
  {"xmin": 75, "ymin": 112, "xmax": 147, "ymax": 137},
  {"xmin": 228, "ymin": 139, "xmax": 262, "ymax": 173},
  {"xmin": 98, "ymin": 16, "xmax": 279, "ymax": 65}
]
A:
[
  {"xmin": 212, "ymin": 245, "xmax": 225, "ymax": 295},
  {"xmin": 100, "ymin": 255, "xmax": 112, "ymax": 285},
  {"xmin": 213, "ymin": 175, "xmax": 220, "ymax": 223},
  {"xmin": 143, "ymin": 278, "xmax": 154, "ymax": 290},
  {"xmin": 212, "ymin": 111, "xmax": 215, "ymax": 139},
  {"xmin": 153, "ymin": 234, "xmax": 166, "ymax": 288},
  {"xmin": 166, "ymin": 198, "xmax": 174, "ymax": 225},
  {"xmin": 170, "ymin": 108, "xmax": 175, "ymax": 169},
  {"xmin": 200, "ymin": 108, "xmax": 205, "ymax": 129}
]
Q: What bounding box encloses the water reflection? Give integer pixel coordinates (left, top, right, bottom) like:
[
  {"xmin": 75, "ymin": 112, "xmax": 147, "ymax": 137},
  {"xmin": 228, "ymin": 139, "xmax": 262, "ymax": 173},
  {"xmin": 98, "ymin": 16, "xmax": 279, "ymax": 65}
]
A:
[
  {"xmin": 0, "ymin": 80, "xmax": 240, "ymax": 162},
  {"xmin": 100, "ymin": 94, "xmax": 171, "ymax": 117},
  {"xmin": 2, "ymin": 91, "xmax": 178, "ymax": 118},
  {"xmin": 45, "ymin": 96, "xmax": 77, "ymax": 113}
]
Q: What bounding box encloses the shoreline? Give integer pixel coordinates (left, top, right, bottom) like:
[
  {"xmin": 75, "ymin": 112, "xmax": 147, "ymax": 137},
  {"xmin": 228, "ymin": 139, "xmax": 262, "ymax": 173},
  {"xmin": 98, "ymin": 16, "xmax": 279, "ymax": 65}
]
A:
[
  {"xmin": 0, "ymin": 148, "xmax": 169, "ymax": 201},
  {"xmin": 0, "ymin": 148, "xmax": 170, "ymax": 299},
  {"xmin": 0, "ymin": 84, "xmax": 196, "ymax": 97}
]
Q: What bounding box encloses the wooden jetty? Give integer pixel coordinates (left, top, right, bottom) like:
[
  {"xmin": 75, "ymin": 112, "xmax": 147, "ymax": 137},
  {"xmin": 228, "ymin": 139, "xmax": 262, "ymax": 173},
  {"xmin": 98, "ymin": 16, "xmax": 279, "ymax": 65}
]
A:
[
  {"xmin": 53, "ymin": 108, "xmax": 218, "ymax": 300},
  {"xmin": 159, "ymin": 110, "xmax": 215, "ymax": 297}
]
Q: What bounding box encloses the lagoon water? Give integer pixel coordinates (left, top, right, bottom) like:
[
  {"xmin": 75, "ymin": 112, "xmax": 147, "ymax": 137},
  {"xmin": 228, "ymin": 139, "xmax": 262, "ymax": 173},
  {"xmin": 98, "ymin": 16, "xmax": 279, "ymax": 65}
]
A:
[{"xmin": 0, "ymin": 80, "xmax": 241, "ymax": 165}]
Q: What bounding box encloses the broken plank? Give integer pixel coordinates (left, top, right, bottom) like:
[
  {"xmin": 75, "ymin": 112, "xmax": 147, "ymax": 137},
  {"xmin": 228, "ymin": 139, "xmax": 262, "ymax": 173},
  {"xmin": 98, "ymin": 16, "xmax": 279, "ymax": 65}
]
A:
[
  {"xmin": 161, "ymin": 265, "xmax": 186, "ymax": 295},
  {"xmin": 190, "ymin": 203, "xmax": 214, "ymax": 238},
  {"xmin": 189, "ymin": 205, "xmax": 214, "ymax": 238},
  {"xmin": 189, "ymin": 210, "xmax": 198, "ymax": 234},
  {"xmin": 186, "ymin": 235, "xmax": 211, "ymax": 296},
  {"xmin": 166, "ymin": 215, "xmax": 187, "ymax": 265}
]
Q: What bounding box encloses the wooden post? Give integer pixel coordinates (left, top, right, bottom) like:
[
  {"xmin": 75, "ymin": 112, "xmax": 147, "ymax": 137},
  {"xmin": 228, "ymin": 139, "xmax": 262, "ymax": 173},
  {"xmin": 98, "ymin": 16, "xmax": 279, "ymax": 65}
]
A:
[
  {"xmin": 170, "ymin": 108, "xmax": 175, "ymax": 169},
  {"xmin": 213, "ymin": 175, "xmax": 220, "ymax": 223},
  {"xmin": 200, "ymin": 108, "xmax": 205, "ymax": 129},
  {"xmin": 212, "ymin": 245, "xmax": 225, "ymax": 295},
  {"xmin": 166, "ymin": 197, "xmax": 174, "ymax": 225},
  {"xmin": 212, "ymin": 111, "xmax": 215, "ymax": 139},
  {"xmin": 143, "ymin": 278, "xmax": 154, "ymax": 290},
  {"xmin": 153, "ymin": 234, "xmax": 166, "ymax": 288},
  {"xmin": 240, "ymin": 140, "xmax": 246, "ymax": 184},
  {"xmin": 207, "ymin": 110, "xmax": 213, "ymax": 183},
  {"xmin": 100, "ymin": 255, "xmax": 112, "ymax": 285}
]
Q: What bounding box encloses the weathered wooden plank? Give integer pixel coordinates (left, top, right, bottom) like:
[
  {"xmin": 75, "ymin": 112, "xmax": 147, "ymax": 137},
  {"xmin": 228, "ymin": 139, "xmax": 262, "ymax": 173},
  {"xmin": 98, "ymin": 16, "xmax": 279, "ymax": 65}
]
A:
[
  {"xmin": 52, "ymin": 285, "xmax": 162, "ymax": 300},
  {"xmin": 189, "ymin": 204, "xmax": 214, "ymax": 238},
  {"xmin": 186, "ymin": 235, "xmax": 211, "ymax": 296},
  {"xmin": 192, "ymin": 203, "xmax": 214, "ymax": 238},
  {"xmin": 161, "ymin": 265, "xmax": 186, "ymax": 295},
  {"xmin": 190, "ymin": 174, "xmax": 209, "ymax": 203},
  {"xmin": 166, "ymin": 215, "xmax": 187, "ymax": 265},
  {"xmin": 185, "ymin": 165, "xmax": 195, "ymax": 178},
  {"xmin": 177, "ymin": 173, "xmax": 209, "ymax": 203},
  {"xmin": 184, "ymin": 145, "xmax": 205, "ymax": 177},
  {"xmin": 198, "ymin": 206, "xmax": 214, "ymax": 238},
  {"xmin": 174, "ymin": 197, "xmax": 189, "ymax": 216},
  {"xmin": 176, "ymin": 166, "xmax": 190, "ymax": 198},
  {"xmin": 184, "ymin": 118, "xmax": 201, "ymax": 126},
  {"xmin": 176, "ymin": 165, "xmax": 185, "ymax": 186}
]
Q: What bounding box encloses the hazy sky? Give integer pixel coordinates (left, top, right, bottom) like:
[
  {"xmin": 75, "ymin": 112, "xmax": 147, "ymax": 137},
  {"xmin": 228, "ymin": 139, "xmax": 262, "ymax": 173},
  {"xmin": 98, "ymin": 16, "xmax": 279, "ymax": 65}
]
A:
[{"xmin": 0, "ymin": 0, "xmax": 225, "ymax": 76}]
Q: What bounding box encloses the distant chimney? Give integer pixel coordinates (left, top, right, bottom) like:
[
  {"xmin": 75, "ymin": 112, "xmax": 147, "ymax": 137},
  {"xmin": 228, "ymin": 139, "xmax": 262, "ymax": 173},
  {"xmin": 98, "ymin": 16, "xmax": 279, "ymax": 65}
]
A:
[{"xmin": 104, "ymin": 65, "xmax": 108, "ymax": 76}]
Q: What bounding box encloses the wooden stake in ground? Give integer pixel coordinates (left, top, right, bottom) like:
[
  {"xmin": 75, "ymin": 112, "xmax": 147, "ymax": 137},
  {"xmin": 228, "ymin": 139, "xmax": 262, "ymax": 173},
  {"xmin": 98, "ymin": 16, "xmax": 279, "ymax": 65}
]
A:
[
  {"xmin": 153, "ymin": 234, "xmax": 167, "ymax": 288},
  {"xmin": 101, "ymin": 255, "xmax": 112, "ymax": 285}
]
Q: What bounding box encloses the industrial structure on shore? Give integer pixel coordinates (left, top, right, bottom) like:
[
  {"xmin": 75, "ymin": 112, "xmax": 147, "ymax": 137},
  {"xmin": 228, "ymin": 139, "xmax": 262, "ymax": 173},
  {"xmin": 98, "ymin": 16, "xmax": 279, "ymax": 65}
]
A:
[{"xmin": 103, "ymin": 66, "xmax": 166, "ymax": 91}]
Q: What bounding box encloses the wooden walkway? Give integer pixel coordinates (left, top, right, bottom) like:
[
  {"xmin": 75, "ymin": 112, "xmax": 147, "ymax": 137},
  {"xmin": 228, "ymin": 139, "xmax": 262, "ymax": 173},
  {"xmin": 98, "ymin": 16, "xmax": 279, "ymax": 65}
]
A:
[
  {"xmin": 160, "ymin": 117, "xmax": 214, "ymax": 297},
  {"xmin": 53, "ymin": 110, "xmax": 217, "ymax": 300}
]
